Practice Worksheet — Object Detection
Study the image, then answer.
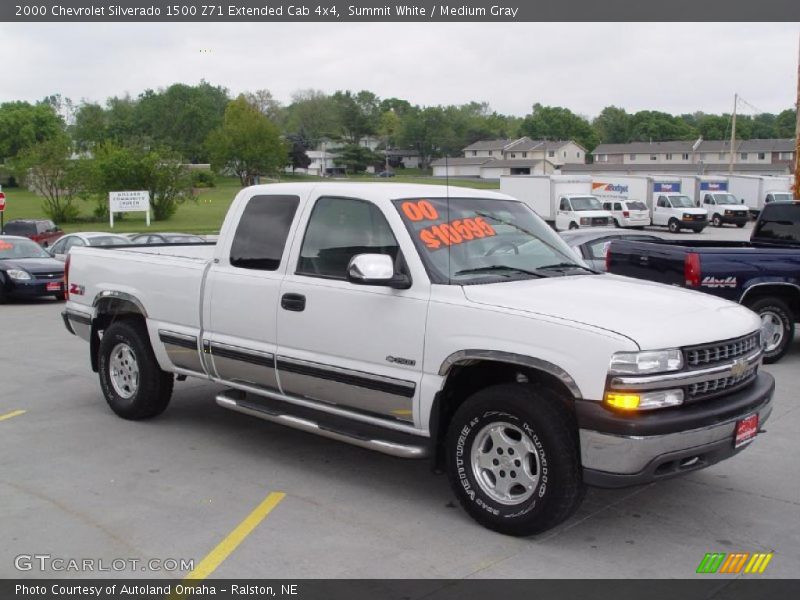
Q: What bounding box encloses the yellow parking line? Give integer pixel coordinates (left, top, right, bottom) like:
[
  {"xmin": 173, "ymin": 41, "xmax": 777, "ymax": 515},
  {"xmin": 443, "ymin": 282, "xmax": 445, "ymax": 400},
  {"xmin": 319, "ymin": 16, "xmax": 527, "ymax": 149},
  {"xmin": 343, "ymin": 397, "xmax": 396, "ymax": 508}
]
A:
[
  {"xmin": 185, "ymin": 491, "xmax": 286, "ymax": 580},
  {"xmin": 0, "ymin": 410, "xmax": 26, "ymax": 422}
]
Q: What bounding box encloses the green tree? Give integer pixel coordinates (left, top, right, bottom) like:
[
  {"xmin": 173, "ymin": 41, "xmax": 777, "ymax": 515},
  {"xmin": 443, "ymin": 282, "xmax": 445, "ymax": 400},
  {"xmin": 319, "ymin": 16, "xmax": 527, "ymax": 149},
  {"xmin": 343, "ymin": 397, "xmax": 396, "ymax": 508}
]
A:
[
  {"xmin": 519, "ymin": 104, "xmax": 599, "ymax": 151},
  {"xmin": 12, "ymin": 133, "xmax": 81, "ymax": 222},
  {"xmin": 593, "ymin": 106, "xmax": 631, "ymax": 144},
  {"xmin": 135, "ymin": 81, "xmax": 229, "ymax": 162},
  {"xmin": 397, "ymin": 106, "xmax": 451, "ymax": 170},
  {"xmin": 285, "ymin": 89, "xmax": 339, "ymax": 147},
  {"xmin": 0, "ymin": 101, "xmax": 64, "ymax": 162},
  {"xmin": 206, "ymin": 96, "xmax": 288, "ymax": 186},
  {"xmin": 695, "ymin": 114, "xmax": 730, "ymax": 140},
  {"xmin": 775, "ymin": 109, "xmax": 796, "ymax": 138},
  {"xmin": 85, "ymin": 143, "xmax": 194, "ymax": 221},
  {"xmin": 244, "ymin": 89, "xmax": 284, "ymax": 124},
  {"xmin": 628, "ymin": 110, "xmax": 697, "ymax": 142},
  {"xmin": 337, "ymin": 144, "xmax": 382, "ymax": 174},
  {"xmin": 73, "ymin": 102, "xmax": 109, "ymax": 151}
]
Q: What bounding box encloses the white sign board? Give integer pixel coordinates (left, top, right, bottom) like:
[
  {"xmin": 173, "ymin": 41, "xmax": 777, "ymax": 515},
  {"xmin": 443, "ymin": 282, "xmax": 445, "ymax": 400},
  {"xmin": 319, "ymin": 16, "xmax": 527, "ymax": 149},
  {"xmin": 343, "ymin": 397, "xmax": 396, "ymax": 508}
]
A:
[{"xmin": 109, "ymin": 191, "xmax": 150, "ymax": 227}]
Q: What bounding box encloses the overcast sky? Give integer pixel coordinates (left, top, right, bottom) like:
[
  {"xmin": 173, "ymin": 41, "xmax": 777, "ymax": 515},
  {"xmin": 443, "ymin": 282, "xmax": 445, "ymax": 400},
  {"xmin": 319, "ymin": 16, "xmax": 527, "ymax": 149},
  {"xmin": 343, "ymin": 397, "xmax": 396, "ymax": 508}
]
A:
[{"xmin": 1, "ymin": 22, "xmax": 798, "ymax": 118}]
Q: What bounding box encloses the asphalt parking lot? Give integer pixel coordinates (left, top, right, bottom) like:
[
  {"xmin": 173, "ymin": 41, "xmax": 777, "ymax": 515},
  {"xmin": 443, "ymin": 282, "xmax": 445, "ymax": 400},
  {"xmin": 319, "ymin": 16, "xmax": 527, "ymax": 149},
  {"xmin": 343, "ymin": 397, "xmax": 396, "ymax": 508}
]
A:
[{"xmin": 1, "ymin": 223, "xmax": 798, "ymax": 580}]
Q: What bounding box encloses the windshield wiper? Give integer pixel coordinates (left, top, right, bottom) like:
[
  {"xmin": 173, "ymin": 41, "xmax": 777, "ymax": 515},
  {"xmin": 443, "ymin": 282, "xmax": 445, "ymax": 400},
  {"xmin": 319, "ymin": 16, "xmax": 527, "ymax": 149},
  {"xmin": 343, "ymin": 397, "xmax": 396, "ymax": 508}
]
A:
[
  {"xmin": 538, "ymin": 262, "xmax": 599, "ymax": 274},
  {"xmin": 454, "ymin": 265, "xmax": 546, "ymax": 278}
]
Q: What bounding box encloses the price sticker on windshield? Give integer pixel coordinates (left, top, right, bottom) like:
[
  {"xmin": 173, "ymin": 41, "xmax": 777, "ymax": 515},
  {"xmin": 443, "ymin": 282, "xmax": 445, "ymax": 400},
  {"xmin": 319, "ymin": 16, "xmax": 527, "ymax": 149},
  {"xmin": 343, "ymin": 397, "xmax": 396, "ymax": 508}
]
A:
[{"xmin": 419, "ymin": 217, "xmax": 496, "ymax": 250}]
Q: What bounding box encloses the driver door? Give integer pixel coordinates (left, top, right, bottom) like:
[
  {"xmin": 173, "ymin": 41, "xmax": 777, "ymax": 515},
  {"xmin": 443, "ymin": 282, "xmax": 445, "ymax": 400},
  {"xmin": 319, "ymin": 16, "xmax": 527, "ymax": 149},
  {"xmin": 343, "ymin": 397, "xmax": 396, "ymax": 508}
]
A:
[
  {"xmin": 275, "ymin": 195, "xmax": 429, "ymax": 425},
  {"xmin": 556, "ymin": 197, "xmax": 571, "ymax": 230}
]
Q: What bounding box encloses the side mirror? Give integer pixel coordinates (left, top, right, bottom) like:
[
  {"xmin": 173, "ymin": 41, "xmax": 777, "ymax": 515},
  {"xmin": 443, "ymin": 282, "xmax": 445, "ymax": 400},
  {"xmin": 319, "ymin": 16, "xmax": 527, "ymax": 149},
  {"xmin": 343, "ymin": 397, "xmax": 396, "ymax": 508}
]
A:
[{"xmin": 347, "ymin": 254, "xmax": 411, "ymax": 289}]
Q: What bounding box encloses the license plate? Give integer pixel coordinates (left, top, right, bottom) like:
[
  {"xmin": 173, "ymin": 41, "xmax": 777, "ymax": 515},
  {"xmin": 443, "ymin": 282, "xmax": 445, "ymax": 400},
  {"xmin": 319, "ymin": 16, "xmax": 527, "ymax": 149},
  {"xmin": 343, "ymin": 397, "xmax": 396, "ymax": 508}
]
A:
[
  {"xmin": 46, "ymin": 281, "xmax": 62, "ymax": 291},
  {"xmin": 734, "ymin": 413, "xmax": 759, "ymax": 448}
]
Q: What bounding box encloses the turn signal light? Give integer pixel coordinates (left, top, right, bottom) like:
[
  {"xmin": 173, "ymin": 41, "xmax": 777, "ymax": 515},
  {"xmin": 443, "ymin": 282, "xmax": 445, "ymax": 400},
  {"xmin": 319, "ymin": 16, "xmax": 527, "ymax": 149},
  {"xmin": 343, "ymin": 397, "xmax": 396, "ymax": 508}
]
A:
[{"xmin": 605, "ymin": 393, "xmax": 640, "ymax": 410}]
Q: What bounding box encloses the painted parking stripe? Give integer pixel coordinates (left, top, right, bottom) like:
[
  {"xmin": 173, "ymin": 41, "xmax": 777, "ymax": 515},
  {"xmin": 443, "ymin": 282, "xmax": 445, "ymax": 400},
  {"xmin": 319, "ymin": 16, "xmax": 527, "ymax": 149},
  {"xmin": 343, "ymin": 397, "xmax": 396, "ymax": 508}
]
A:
[
  {"xmin": 0, "ymin": 410, "xmax": 26, "ymax": 422},
  {"xmin": 185, "ymin": 491, "xmax": 286, "ymax": 580}
]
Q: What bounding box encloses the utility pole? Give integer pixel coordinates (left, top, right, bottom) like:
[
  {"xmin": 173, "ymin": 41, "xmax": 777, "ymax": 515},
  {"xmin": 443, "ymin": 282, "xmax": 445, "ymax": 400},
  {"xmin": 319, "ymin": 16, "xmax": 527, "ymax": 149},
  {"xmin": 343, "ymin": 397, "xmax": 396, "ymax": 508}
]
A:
[
  {"xmin": 794, "ymin": 35, "xmax": 800, "ymax": 198},
  {"xmin": 728, "ymin": 93, "xmax": 737, "ymax": 174}
]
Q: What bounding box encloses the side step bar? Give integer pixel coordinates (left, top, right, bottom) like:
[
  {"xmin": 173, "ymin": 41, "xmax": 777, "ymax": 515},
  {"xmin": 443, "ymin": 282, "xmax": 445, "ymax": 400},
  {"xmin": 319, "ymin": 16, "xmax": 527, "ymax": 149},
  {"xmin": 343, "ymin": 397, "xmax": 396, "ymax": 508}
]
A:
[{"xmin": 216, "ymin": 390, "xmax": 430, "ymax": 459}]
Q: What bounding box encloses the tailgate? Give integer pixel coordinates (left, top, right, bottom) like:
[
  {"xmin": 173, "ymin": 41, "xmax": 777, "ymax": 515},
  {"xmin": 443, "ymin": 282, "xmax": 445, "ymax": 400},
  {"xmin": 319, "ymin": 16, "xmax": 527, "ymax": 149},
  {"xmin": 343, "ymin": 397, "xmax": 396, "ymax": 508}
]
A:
[{"xmin": 606, "ymin": 239, "xmax": 686, "ymax": 286}]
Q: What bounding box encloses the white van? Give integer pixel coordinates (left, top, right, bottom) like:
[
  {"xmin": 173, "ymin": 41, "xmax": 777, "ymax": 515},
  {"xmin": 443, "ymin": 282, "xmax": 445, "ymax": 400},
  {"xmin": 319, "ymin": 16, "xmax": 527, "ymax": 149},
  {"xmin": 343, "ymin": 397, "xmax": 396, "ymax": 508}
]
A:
[
  {"xmin": 650, "ymin": 194, "xmax": 708, "ymax": 233},
  {"xmin": 601, "ymin": 199, "xmax": 651, "ymax": 228}
]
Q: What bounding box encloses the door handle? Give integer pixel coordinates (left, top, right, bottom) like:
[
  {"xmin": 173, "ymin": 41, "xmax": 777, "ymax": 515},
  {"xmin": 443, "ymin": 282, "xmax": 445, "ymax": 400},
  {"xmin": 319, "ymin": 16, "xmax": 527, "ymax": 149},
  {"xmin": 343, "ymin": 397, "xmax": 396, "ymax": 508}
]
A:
[{"xmin": 281, "ymin": 293, "xmax": 306, "ymax": 312}]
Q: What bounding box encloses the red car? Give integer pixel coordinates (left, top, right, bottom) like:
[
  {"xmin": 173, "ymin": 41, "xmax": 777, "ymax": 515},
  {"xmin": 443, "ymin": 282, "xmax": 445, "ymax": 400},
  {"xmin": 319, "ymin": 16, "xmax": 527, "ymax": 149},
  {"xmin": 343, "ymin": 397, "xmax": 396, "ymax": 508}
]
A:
[{"xmin": 2, "ymin": 219, "xmax": 64, "ymax": 248}]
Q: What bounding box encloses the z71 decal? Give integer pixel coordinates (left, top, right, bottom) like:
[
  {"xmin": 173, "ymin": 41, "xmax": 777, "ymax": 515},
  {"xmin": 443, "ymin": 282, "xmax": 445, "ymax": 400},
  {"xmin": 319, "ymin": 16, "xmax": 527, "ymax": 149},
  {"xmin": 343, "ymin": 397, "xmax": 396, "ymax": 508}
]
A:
[{"xmin": 701, "ymin": 276, "xmax": 737, "ymax": 288}]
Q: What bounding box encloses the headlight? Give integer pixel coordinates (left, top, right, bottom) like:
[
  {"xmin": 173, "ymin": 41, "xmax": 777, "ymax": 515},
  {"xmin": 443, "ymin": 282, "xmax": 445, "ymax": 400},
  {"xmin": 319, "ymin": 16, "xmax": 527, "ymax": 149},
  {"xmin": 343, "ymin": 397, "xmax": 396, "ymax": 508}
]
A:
[
  {"xmin": 725, "ymin": 210, "xmax": 732, "ymax": 215},
  {"xmin": 580, "ymin": 217, "xmax": 590, "ymax": 225},
  {"xmin": 6, "ymin": 269, "xmax": 32, "ymax": 281},
  {"xmin": 609, "ymin": 349, "xmax": 683, "ymax": 374},
  {"xmin": 605, "ymin": 389, "xmax": 684, "ymax": 410},
  {"xmin": 682, "ymin": 213, "xmax": 693, "ymax": 220}
]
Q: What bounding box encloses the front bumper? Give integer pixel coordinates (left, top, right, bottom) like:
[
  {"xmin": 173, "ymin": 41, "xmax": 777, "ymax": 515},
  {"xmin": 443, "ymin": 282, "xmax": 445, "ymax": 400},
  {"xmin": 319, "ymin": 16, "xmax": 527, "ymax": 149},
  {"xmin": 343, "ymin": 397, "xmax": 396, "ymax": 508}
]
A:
[
  {"xmin": 576, "ymin": 372, "xmax": 774, "ymax": 488},
  {"xmin": 720, "ymin": 213, "xmax": 749, "ymax": 225},
  {"xmin": 4, "ymin": 279, "xmax": 64, "ymax": 298}
]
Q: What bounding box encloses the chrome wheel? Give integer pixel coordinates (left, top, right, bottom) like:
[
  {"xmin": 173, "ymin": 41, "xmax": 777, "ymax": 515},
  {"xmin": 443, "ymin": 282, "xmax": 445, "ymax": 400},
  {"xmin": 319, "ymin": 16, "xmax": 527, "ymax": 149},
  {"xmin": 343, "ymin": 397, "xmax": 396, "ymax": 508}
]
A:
[
  {"xmin": 109, "ymin": 342, "xmax": 139, "ymax": 399},
  {"xmin": 470, "ymin": 421, "xmax": 541, "ymax": 506},
  {"xmin": 760, "ymin": 311, "xmax": 784, "ymax": 354}
]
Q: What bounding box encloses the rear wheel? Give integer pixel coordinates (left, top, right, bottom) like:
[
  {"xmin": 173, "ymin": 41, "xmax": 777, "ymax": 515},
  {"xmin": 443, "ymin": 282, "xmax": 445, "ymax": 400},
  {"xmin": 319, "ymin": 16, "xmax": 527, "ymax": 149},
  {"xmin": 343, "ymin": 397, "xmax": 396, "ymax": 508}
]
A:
[
  {"xmin": 747, "ymin": 297, "xmax": 794, "ymax": 363},
  {"xmin": 613, "ymin": 219, "xmax": 621, "ymax": 228},
  {"xmin": 98, "ymin": 320, "xmax": 173, "ymax": 419},
  {"xmin": 668, "ymin": 218, "xmax": 680, "ymax": 233},
  {"xmin": 446, "ymin": 384, "xmax": 585, "ymax": 536}
]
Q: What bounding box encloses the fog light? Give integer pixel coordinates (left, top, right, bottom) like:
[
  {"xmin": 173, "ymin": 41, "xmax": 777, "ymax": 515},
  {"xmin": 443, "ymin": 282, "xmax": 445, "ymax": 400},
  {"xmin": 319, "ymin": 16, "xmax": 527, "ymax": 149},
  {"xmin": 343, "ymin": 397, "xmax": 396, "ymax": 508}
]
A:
[{"xmin": 605, "ymin": 389, "xmax": 684, "ymax": 411}]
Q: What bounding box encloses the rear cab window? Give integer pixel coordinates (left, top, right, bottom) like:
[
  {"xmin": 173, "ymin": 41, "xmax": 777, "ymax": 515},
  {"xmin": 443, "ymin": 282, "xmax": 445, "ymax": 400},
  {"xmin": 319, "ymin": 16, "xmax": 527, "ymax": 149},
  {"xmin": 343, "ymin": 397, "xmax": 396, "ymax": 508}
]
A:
[
  {"xmin": 754, "ymin": 204, "xmax": 800, "ymax": 244},
  {"xmin": 230, "ymin": 194, "xmax": 300, "ymax": 270}
]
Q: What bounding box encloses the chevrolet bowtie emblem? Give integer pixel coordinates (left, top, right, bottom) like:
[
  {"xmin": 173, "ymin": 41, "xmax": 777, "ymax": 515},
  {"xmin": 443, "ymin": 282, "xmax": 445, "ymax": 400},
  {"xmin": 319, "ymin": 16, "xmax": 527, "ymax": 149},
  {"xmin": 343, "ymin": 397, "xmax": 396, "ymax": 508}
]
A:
[{"xmin": 730, "ymin": 358, "xmax": 748, "ymax": 379}]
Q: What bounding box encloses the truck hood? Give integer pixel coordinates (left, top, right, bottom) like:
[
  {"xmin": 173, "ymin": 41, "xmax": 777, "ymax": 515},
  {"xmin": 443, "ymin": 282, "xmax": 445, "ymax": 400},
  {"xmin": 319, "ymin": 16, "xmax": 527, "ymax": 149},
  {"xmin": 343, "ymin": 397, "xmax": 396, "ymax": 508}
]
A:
[
  {"xmin": 715, "ymin": 204, "xmax": 748, "ymax": 211},
  {"xmin": 462, "ymin": 274, "xmax": 759, "ymax": 349},
  {"xmin": 679, "ymin": 208, "xmax": 708, "ymax": 215}
]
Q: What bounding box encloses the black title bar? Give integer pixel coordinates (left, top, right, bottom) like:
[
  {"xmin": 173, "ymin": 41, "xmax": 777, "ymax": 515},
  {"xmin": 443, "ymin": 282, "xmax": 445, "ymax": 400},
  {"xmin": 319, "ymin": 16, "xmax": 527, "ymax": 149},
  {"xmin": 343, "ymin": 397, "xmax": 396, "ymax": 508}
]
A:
[{"xmin": 3, "ymin": 0, "xmax": 800, "ymax": 22}]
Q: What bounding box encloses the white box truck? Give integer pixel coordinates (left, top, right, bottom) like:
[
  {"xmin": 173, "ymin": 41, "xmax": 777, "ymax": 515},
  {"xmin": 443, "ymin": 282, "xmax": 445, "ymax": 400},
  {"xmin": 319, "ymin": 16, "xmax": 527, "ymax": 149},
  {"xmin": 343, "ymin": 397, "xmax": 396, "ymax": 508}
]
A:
[
  {"xmin": 676, "ymin": 176, "xmax": 749, "ymax": 228},
  {"xmin": 589, "ymin": 175, "xmax": 707, "ymax": 233},
  {"xmin": 500, "ymin": 175, "xmax": 613, "ymax": 231},
  {"xmin": 728, "ymin": 175, "xmax": 793, "ymax": 217}
]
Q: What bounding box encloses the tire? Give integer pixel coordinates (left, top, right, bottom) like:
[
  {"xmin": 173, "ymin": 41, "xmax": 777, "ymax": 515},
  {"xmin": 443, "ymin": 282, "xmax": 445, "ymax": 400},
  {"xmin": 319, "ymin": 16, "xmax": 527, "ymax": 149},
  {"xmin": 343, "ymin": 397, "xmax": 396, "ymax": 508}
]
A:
[
  {"xmin": 446, "ymin": 384, "xmax": 585, "ymax": 536},
  {"xmin": 746, "ymin": 297, "xmax": 794, "ymax": 363},
  {"xmin": 712, "ymin": 214, "xmax": 723, "ymax": 228},
  {"xmin": 668, "ymin": 219, "xmax": 680, "ymax": 233},
  {"xmin": 736, "ymin": 223, "xmax": 746, "ymax": 228},
  {"xmin": 568, "ymin": 222, "xmax": 579, "ymax": 230},
  {"xmin": 613, "ymin": 219, "xmax": 621, "ymax": 228},
  {"xmin": 98, "ymin": 319, "xmax": 174, "ymax": 419}
]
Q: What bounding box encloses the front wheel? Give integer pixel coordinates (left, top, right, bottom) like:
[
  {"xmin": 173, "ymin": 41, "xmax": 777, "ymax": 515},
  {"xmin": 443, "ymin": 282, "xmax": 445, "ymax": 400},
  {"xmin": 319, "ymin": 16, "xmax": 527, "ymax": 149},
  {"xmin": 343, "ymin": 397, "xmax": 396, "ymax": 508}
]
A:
[
  {"xmin": 568, "ymin": 222, "xmax": 579, "ymax": 230},
  {"xmin": 712, "ymin": 214, "xmax": 723, "ymax": 227},
  {"xmin": 98, "ymin": 320, "xmax": 174, "ymax": 419},
  {"xmin": 446, "ymin": 384, "xmax": 585, "ymax": 536},
  {"xmin": 747, "ymin": 297, "xmax": 794, "ymax": 363},
  {"xmin": 668, "ymin": 219, "xmax": 680, "ymax": 233}
]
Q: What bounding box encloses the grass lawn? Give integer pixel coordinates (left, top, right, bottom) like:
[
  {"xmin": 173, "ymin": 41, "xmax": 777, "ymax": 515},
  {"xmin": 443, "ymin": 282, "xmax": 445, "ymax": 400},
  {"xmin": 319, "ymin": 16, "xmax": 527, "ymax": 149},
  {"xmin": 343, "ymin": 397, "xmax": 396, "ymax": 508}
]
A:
[{"xmin": 0, "ymin": 173, "xmax": 500, "ymax": 235}]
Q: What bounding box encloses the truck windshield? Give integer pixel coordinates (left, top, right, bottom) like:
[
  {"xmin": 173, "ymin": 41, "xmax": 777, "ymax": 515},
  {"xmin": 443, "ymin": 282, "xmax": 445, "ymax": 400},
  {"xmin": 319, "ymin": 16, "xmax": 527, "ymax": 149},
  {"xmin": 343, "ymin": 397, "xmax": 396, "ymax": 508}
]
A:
[
  {"xmin": 670, "ymin": 196, "xmax": 694, "ymax": 208},
  {"xmin": 0, "ymin": 238, "xmax": 51, "ymax": 259},
  {"xmin": 714, "ymin": 194, "xmax": 741, "ymax": 204},
  {"xmin": 393, "ymin": 197, "xmax": 588, "ymax": 284},
  {"xmin": 770, "ymin": 193, "xmax": 793, "ymax": 202},
  {"xmin": 569, "ymin": 196, "xmax": 603, "ymax": 211}
]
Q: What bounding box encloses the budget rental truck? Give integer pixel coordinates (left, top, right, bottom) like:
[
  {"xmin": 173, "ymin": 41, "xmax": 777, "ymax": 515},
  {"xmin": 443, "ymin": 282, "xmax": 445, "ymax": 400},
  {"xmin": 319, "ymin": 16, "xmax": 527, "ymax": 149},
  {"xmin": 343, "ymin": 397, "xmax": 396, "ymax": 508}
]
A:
[
  {"xmin": 728, "ymin": 174, "xmax": 793, "ymax": 217},
  {"xmin": 62, "ymin": 182, "xmax": 773, "ymax": 536},
  {"xmin": 500, "ymin": 174, "xmax": 613, "ymax": 230},
  {"xmin": 676, "ymin": 176, "xmax": 749, "ymax": 228}
]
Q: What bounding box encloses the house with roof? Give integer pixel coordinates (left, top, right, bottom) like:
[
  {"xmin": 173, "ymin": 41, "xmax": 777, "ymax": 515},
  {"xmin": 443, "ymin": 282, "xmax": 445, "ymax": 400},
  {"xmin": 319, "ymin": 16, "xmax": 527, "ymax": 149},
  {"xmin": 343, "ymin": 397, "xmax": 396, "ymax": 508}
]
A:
[
  {"xmin": 592, "ymin": 139, "xmax": 795, "ymax": 172},
  {"xmin": 432, "ymin": 137, "xmax": 587, "ymax": 179}
]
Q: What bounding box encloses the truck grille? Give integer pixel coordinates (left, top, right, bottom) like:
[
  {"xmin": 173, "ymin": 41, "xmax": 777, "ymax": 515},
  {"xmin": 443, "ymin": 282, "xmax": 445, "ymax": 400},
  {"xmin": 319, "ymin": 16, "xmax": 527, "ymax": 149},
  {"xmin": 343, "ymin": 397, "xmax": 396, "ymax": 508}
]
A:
[
  {"xmin": 34, "ymin": 271, "xmax": 64, "ymax": 280},
  {"xmin": 687, "ymin": 364, "xmax": 758, "ymax": 402},
  {"xmin": 684, "ymin": 333, "xmax": 759, "ymax": 369},
  {"xmin": 591, "ymin": 217, "xmax": 610, "ymax": 226}
]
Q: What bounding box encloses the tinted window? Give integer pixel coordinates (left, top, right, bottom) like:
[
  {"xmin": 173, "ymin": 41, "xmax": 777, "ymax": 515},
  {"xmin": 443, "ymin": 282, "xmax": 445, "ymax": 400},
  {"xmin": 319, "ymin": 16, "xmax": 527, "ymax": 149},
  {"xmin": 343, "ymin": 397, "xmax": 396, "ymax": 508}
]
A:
[
  {"xmin": 230, "ymin": 195, "xmax": 299, "ymax": 270},
  {"xmin": 754, "ymin": 204, "xmax": 800, "ymax": 244},
  {"xmin": 627, "ymin": 201, "xmax": 647, "ymax": 211},
  {"xmin": 613, "ymin": 203, "xmax": 622, "ymax": 211},
  {"xmin": 298, "ymin": 196, "xmax": 399, "ymax": 279},
  {"xmin": 657, "ymin": 197, "xmax": 667, "ymax": 208},
  {"xmin": 559, "ymin": 198, "xmax": 569, "ymax": 210},
  {"xmin": 3, "ymin": 222, "xmax": 35, "ymax": 236}
]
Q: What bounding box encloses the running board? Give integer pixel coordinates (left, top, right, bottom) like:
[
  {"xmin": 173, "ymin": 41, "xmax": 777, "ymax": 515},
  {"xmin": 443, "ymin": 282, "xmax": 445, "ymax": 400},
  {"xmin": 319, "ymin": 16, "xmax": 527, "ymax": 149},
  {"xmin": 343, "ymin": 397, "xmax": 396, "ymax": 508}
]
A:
[{"xmin": 215, "ymin": 390, "xmax": 430, "ymax": 459}]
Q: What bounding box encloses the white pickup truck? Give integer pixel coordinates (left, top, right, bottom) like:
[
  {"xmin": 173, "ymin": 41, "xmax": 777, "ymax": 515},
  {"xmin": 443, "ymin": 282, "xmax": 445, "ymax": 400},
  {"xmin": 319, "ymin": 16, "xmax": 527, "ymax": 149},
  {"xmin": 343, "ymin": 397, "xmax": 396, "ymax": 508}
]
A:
[{"xmin": 63, "ymin": 183, "xmax": 774, "ymax": 536}]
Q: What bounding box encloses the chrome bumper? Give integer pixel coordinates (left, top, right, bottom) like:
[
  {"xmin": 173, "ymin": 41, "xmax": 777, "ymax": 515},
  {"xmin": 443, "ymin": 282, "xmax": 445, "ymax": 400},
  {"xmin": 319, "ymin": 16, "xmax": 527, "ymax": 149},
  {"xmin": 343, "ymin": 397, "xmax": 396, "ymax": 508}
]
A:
[
  {"xmin": 578, "ymin": 372, "xmax": 774, "ymax": 488},
  {"xmin": 62, "ymin": 309, "xmax": 92, "ymax": 342}
]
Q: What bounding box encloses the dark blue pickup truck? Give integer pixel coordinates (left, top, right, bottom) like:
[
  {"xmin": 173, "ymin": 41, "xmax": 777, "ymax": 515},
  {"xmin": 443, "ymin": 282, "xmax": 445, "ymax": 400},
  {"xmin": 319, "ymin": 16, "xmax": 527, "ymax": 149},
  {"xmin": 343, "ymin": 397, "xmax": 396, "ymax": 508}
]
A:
[{"xmin": 607, "ymin": 201, "xmax": 800, "ymax": 363}]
